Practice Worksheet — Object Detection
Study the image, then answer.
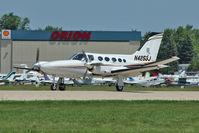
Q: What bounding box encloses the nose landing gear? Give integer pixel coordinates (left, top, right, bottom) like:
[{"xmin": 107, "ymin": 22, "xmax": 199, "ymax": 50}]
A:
[{"xmin": 50, "ymin": 76, "xmax": 66, "ymax": 91}]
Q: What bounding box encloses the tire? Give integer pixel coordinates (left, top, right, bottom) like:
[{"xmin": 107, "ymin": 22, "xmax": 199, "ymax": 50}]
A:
[
  {"xmin": 59, "ymin": 84, "xmax": 66, "ymax": 91},
  {"xmin": 51, "ymin": 84, "xmax": 57, "ymax": 91},
  {"xmin": 116, "ymin": 85, "xmax": 124, "ymax": 91}
]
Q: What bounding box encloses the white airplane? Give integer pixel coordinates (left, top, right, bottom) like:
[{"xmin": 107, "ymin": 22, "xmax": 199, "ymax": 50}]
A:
[
  {"xmin": 40, "ymin": 74, "xmax": 74, "ymax": 86},
  {"xmin": 71, "ymin": 77, "xmax": 116, "ymax": 86},
  {"xmin": 124, "ymin": 72, "xmax": 165, "ymax": 87},
  {"xmin": 159, "ymin": 71, "xmax": 186, "ymax": 85},
  {"xmin": 0, "ymin": 71, "xmax": 16, "ymax": 85},
  {"xmin": 15, "ymin": 33, "xmax": 179, "ymax": 91},
  {"xmin": 14, "ymin": 64, "xmax": 42, "ymax": 85}
]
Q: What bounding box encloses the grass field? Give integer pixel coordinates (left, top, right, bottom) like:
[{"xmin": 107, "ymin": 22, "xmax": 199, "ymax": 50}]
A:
[
  {"xmin": 0, "ymin": 100, "xmax": 199, "ymax": 133},
  {"xmin": 1, "ymin": 84, "xmax": 199, "ymax": 91}
]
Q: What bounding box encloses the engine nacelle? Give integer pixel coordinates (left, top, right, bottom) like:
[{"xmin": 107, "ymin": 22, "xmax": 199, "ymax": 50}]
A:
[{"xmin": 90, "ymin": 66, "xmax": 111, "ymax": 75}]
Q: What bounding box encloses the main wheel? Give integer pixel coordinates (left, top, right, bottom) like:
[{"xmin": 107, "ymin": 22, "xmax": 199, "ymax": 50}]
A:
[
  {"xmin": 51, "ymin": 84, "xmax": 57, "ymax": 91},
  {"xmin": 59, "ymin": 84, "xmax": 66, "ymax": 91},
  {"xmin": 116, "ymin": 85, "xmax": 124, "ymax": 91}
]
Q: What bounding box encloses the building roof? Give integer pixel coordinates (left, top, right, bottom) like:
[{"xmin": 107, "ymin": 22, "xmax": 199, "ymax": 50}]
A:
[{"xmin": 10, "ymin": 30, "xmax": 141, "ymax": 41}]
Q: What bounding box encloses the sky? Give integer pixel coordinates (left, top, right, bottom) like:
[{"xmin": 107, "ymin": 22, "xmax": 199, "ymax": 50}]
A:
[{"xmin": 0, "ymin": 0, "xmax": 199, "ymax": 35}]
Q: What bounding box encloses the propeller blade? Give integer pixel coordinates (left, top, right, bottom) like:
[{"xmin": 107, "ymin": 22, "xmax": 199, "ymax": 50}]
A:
[
  {"xmin": 14, "ymin": 66, "xmax": 33, "ymax": 71},
  {"xmin": 36, "ymin": 48, "xmax": 40, "ymax": 63},
  {"xmin": 83, "ymin": 69, "xmax": 88, "ymax": 80},
  {"xmin": 82, "ymin": 50, "xmax": 88, "ymax": 62},
  {"xmin": 26, "ymin": 70, "xmax": 31, "ymax": 74}
]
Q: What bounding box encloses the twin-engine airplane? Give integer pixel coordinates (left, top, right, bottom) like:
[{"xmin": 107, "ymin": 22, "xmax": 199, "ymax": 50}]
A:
[{"xmin": 15, "ymin": 33, "xmax": 179, "ymax": 91}]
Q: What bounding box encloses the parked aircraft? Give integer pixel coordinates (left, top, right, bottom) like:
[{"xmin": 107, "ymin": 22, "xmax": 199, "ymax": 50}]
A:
[
  {"xmin": 124, "ymin": 72, "xmax": 165, "ymax": 87},
  {"xmin": 0, "ymin": 71, "xmax": 16, "ymax": 84},
  {"xmin": 15, "ymin": 33, "xmax": 179, "ymax": 91},
  {"xmin": 71, "ymin": 77, "xmax": 116, "ymax": 86},
  {"xmin": 40, "ymin": 74, "xmax": 74, "ymax": 86},
  {"xmin": 13, "ymin": 64, "xmax": 42, "ymax": 85},
  {"xmin": 159, "ymin": 71, "xmax": 186, "ymax": 85}
]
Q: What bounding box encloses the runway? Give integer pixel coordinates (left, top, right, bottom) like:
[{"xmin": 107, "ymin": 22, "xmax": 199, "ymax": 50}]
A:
[{"xmin": 0, "ymin": 91, "xmax": 199, "ymax": 101}]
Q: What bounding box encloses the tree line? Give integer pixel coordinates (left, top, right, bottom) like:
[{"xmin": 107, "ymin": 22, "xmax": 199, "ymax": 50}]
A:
[
  {"xmin": 0, "ymin": 12, "xmax": 198, "ymax": 72},
  {"xmin": 0, "ymin": 12, "xmax": 62, "ymax": 31},
  {"xmin": 142, "ymin": 25, "xmax": 198, "ymax": 73}
]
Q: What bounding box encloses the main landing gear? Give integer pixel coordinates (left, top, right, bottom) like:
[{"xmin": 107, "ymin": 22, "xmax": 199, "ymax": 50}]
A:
[
  {"xmin": 51, "ymin": 77, "xmax": 66, "ymax": 91},
  {"xmin": 115, "ymin": 76, "xmax": 124, "ymax": 91},
  {"xmin": 116, "ymin": 85, "xmax": 124, "ymax": 91}
]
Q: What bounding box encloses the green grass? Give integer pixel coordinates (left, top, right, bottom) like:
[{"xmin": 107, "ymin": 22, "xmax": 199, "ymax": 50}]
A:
[
  {"xmin": 1, "ymin": 84, "xmax": 199, "ymax": 91},
  {"xmin": 0, "ymin": 100, "xmax": 199, "ymax": 133}
]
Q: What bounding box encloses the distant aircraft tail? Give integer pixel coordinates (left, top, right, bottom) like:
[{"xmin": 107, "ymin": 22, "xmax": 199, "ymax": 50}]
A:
[
  {"xmin": 132, "ymin": 33, "xmax": 163, "ymax": 62},
  {"xmin": 44, "ymin": 74, "xmax": 51, "ymax": 80},
  {"xmin": 129, "ymin": 77, "xmax": 134, "ymax": 81},
  {"xmin": 152, "ymin": 72, "xmax": 157, "ymax": 77},
  {"xmin": 3, "ymin": 71, "xmax": 16, "ymax": 80}
]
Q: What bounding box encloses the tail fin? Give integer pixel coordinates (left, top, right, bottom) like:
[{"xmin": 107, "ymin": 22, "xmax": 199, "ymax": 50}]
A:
[
  {"xmin": 144, "ymin": 72, "xmax": 150, "ymax": 78},
  {"xmin": 129, "ymin": 77, "xmax": 134, "ymax": 81},
  {"xmin": 3, "ymin": 71, "xmax": 16, "ymax": 80},
  {"xmin": 152, "ymin": 72, "xmax": 157, "ymax": 77},
  {"xmin": 133, "ymin": 33, "xmax": 163, "ymax": 62},
  {"xmin": 44, "ymin": 74, "xmax": 51, "ymax": 80}
]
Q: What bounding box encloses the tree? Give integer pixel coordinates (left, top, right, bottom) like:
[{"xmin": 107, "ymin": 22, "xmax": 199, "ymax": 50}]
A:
[
  {"xmin": 178, "ymin": 34, "xmax": 194, "ymax": 64},
  {"xmin": 187, "ymin": 55, "xmax": 199, "ymax": 71},
  {"xmin": 0, "ymin": 12, "xmax": 30, "ymax": 30},
  {"xmin": 37, "ymin": 25, "xmax": 62, "ymax": 31},
  {"xmin": 157, "ymin": 29, "xmax": 178, "ymax": 73}
]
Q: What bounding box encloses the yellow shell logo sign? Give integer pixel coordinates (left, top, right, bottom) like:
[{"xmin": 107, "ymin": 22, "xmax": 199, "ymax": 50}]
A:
[{"xmin": 3, "ymin": 30, "xmax": 10, "ymax": 36}]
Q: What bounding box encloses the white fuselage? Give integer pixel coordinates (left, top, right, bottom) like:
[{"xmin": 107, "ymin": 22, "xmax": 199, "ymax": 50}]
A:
[{"xmin": 38, "ymin": 52, "xmax": 150, "ymax": 78}]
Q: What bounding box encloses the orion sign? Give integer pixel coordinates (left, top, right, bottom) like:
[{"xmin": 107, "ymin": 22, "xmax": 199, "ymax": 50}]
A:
[{"xmin": 51, "ymin": 31, "xmax": 91, "ymax": 40}]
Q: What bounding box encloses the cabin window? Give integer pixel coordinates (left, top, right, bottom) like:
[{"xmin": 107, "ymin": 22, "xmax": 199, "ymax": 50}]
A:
[
  {"xmin": 88, "ymin": 55, "xmax": 94, "ymax": 61},
  {"xmin": 112, "ymin": 58, "xmax": 116, "ymax": 62},
  {"xmin": 105, "ymin": 57, "xmax": 110, "ymax": 62},
  {"xmin": 118, "ymin": 58, "xmax": 122, "ymax": 62},
  {"xmin": 98, "ymin": 56, "xmax": 103, "ymax": 61},
  {"xmin": 123, "ymin": 59, "xmax": 126, "ymax": 63}
]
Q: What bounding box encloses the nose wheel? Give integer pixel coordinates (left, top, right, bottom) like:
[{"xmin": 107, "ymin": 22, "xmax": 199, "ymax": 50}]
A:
[
  {"xmin": 51, "ymin": 84, "xmax": 57, "ymax": 91},
  {"xmin": 50, "ymin": 76, "xmax": 66, "ymax": 91}
]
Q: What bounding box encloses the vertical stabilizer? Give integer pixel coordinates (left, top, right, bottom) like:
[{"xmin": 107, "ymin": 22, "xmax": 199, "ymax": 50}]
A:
[{"xmin": 133, "ymin": 33, "xmax": 163, "ymax": 62}]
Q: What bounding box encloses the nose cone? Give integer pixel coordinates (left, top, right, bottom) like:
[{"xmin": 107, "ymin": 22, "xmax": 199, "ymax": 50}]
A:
[
  {"xmin": 39, "ymin": 60, "xmax": 86, "ymax": 76},
  {"xmin": 33, "ymin": 61, "xmax": 48, "ymax": 71},
  {"xmin": 39, "ymin": 60, "xmax": 68, "ymax": 74}
]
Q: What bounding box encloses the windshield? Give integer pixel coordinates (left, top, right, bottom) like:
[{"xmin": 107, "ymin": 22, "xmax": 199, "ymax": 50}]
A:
[
  {"xmin": 67, "ymin": 54, "xmax": 77, "ymax": 60},
  {"xmin": 68, "ymin": 53, "xmax": 85, "ymax": 61}
]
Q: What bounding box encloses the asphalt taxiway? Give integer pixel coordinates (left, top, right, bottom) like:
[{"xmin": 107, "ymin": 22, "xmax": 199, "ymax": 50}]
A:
[{"xmin": 0, "ymin": 91, "xmax": 199, "ymax": 101}]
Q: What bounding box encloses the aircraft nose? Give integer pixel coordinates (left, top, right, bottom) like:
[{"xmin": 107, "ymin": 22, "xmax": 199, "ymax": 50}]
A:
[{"xmin": 33, "ymin": 62, "xmax": 48, "ymax": 72}]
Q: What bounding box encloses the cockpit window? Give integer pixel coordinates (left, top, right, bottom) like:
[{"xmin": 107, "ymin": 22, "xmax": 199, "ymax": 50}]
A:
[
  {"xmin": 88, "ymin": 55, "xmax": 94, "ymax": 61},
  {"xmin": 70, "ymin": 53, "xmax": 85, "ymax": 61},
  {"xmin": 67, "ymin": 54, "xmax": 77, "ymax": 60}
]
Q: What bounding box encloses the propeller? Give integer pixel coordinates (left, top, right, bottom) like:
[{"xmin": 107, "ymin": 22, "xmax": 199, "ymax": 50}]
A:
[
  {"xmin": 14, "ymin": 48, "xmax": 44, "ymax": 74},
  {"xmin": 82, "ymin": 50, "xmax": 88, "ymax": 62},
  {"xmin": 82, "ymin": 50, "xmax": 90, "ymax": 79},
  {"xmin": 36, "ymin": 48, "xmax": 40, "ymax": 63}
]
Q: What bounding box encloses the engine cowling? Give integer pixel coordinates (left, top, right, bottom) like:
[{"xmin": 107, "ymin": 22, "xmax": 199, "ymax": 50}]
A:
[{"xmin": 89, "ymin": 66, "xmax": 111, "ymax": 75}]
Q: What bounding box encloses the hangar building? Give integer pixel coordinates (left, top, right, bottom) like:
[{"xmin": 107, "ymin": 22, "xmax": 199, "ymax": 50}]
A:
[{"xmin": 0, "ymin": 30, "xmax": 141, "ymax": 73}]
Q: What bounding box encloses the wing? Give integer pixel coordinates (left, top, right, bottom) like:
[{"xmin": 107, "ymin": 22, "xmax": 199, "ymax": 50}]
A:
[
  {"xmin": 111, "ymin": 56, "xmax": 179, "ymax": 78},
  {"xmin": 111, "ymin": 64, "xmax": 168, "ymax": 77},
  {"xmin": 146, "ymin": 56, "xmax": 179, "ymax": 66}
]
